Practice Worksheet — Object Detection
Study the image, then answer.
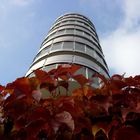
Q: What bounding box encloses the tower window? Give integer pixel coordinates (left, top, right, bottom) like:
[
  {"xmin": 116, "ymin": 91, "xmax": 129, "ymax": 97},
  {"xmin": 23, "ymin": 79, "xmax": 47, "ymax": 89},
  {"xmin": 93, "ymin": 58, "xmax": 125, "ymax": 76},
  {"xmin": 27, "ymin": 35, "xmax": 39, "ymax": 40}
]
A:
[
  {"xmin": 56, "ymin": 29, "xmax": 65, "ymax": 35},
  {"xmin": 86, "ymin": 46, "xmax": 94, "ymax": 57},
  {"xmin": 51, "ymin": 42, "xmax": 62, "ymax": 51},
  {"xmin": 74, "ymin": 67, "xmax": 86, "ymax": 77},
  {"xmin": 63, "ymin": 41, "xmax": 74, "ymax": 50},
  {"xmin": 42, "ymin": 64, "xmax": 57, "ymax": 72},
  {"xmin": 66, "ymin": 29, "xmax": 74, "ymax": 34},
  {"xmin": 84, "ymin": 32, "xmax": 90, "ymax": 39},
  {"xmin": 75, "ymin": 42, "xmax": 85, "ymax": 52},
  {"xmin": 75, "ymin": 29, "xmax": 83, "ymax": 36}
]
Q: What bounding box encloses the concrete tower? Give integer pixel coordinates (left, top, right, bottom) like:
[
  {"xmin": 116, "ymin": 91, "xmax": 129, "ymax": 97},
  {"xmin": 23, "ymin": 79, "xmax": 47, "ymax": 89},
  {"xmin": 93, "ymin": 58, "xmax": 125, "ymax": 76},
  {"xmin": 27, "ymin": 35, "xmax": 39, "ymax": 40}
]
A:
[{"xmin": 26, "ymin": 13, "xmax": 109, "ymax": 86}]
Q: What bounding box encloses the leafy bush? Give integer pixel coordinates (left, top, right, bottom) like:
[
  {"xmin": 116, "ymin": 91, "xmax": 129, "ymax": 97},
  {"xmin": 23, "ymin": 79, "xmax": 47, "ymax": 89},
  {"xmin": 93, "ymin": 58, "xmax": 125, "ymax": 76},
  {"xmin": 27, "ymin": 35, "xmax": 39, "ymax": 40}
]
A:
[{"xmin": 0, "ymin": 65, "xmax": 140, "ymax": 140}]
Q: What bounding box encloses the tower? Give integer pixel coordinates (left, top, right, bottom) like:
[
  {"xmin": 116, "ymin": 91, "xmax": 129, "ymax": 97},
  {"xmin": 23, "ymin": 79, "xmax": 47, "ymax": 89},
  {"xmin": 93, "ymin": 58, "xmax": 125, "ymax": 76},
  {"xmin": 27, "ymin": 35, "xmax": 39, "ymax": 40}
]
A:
[{"xmin": 26, "ymin": 13, "xmax": 109, "ymax": 87}]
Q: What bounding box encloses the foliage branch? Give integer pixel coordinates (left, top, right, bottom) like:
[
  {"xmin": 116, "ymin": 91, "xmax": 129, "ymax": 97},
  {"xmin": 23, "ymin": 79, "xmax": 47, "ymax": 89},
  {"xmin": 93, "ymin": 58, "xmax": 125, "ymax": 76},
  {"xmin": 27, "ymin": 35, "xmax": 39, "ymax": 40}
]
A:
[{"xmin": 0, "ymin": 65, "xmax": 140, "ymax": 140}]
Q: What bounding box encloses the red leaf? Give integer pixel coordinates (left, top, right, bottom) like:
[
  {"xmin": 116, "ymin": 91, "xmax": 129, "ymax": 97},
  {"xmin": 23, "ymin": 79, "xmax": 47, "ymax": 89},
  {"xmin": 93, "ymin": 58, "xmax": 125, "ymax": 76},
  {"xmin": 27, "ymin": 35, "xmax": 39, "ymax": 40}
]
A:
[
  {"xmin": 56, "ymin": 64, "xmax": 81, "ymax": 75},
  {"xmin": 82, "ymin": 85, "xmax": 95, "ymax": 99},
  {"xmin": 115, "ymin": 126, "xmax": 140, "ymax": 140},
  {"xmin": 57, "ymin": 81, "xmax": 69, "ymax": 91},
  {"xmin": 72, "ymin": 88, "xmax": 84, "ymax": 97},
  {"xmin": 55, "ymin": 96, "xmax": 74, "ymax": 109},
  {"xmin": 74, "ymin": 117, "xmax": 92, "ymax": 134},
  {"xmin": 93, "ymin": 73, "xmax": 108, "ymax": 86},
  {"xmin": 0, "ymin": 85, "xmax": 4, "ymax": 93},
  {"xmin": 111, "ymin": 74, "xmax": 124, "ymax": 80},
  {"xmin": 55, "ymin": 111, "xmax": 74, "ymax": 131},
  {"xmin": 26, "ymin": 119, "xmax": 46, "ymax": 137},
  {"xmin": 53, "ymin": 65, "xmax": 71, "ymax": 80},
  {"xmin": 29, "ymin": 77, "xmax": 39, "ymax": 90},
  {"xmin": 73, "ymin": 74, "xmax": 89, "ymax": 86},
  {"xmin": 53, "ymin": 64, "xmax": 81, "ymax": 80},
  {"xmin": 94, "ymin": 129, "xmax": 108, "ymax": 140},
  {"xmin": 110, "ymin": 74, "xmax": 127, "ymax": 89},
  {"xmin": 5, "ymin": 77, "xmax": 31, "ymax": 96},
  {"xmin": 69, "ymin": 65, "xmax": 81, "ymax": 75},
  {"xmin": 134, "ymin": 75, "xmax": 140, "ymax": 81},
  {"xmin": 125, "ymin": 76, "xmax": 139, "ymax": 86},
  {"xmin": 34, "ymin": 69, "xmax": 54, "ymax": 84},
  {"xmin": 48, "ymin": 68, "xmax": 57, "ymax": 75},
  {"xmin": 34, "ymin": 69, "xmax": 48, "ymax": 80},
  {"xmin": 4, "ymin": 98, "xmax": 29, "ymax": 118},
  {"xmin": 32, "ymin": 90, "xmax": 42, "ymax": 102},
  {"xmin": 28, "ymin": 106, "xmax": 51, "ymax": 121},
  {"xmin": 15, "ymin": 117, "xmax": 27, "ymax": 129},
  {"xmin": 55, "ymin": 96, "xmax": 84, "ymax": 120}
]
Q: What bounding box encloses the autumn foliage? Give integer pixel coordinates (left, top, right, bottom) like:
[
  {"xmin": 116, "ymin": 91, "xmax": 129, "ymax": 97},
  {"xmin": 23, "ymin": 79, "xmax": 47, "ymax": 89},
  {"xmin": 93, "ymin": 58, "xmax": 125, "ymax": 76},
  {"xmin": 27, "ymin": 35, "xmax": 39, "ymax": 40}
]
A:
[{"xmin": 0, "ymin": 65, "xmax": 140, "ymax": 140}]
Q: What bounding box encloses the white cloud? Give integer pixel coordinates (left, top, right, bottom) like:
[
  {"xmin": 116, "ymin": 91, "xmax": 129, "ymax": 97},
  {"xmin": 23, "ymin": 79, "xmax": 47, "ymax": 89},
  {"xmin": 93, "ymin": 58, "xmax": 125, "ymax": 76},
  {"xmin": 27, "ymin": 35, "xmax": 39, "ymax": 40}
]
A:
[
  {"xmin": 101, "ymin": 0, "xmax": 140, "ymax": 76},
  {"xmin": 124, "ymin": 0, "xmax": 140, "ymax": 20}
]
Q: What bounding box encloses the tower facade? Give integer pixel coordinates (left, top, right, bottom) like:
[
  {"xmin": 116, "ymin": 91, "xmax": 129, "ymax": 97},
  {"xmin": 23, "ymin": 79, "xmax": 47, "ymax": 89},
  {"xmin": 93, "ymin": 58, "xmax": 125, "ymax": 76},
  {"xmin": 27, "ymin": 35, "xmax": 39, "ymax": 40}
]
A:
[{"xmin": 26, "ymin": 13, "xmax": 109, "ymax": 85}]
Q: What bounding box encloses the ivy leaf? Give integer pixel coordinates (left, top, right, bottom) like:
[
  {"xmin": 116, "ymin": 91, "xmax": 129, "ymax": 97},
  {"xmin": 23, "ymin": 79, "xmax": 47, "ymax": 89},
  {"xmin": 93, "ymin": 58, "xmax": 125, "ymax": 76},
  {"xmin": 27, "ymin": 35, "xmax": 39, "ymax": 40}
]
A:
[
  {"xmin": 34, "ymin": 69, "xmax": 54, "ymax": 84},
  {"xmin": 4, "ymin": 116, "xmax": 14, "ymax": 135},
  {"xmin": 57, "ymin": 81, "xmax": 69, "ymax": 91},
  {"xmin": 54, "ymin": 65, "xmax": 71, "ymax": 80},
  {"xmin": 34, "ymin": 69, "xmax": 48, "ymax": 80},
  {"xmin": 110, "ymin": 74, "xmax": 127, "ymax": 89},
  {"xmin": 54, "ymin": 64, "xmax": 81, "ymax": 80},
  {"xmin": 92, "ymin": 73, "xmax": 108, "ymax": 86},
  {"xmin": 74, "ymin": 117, "xmax": 92, "ymax": 134},
  {"xmin": 69, "ymin": 65, "xmax": 81, "ymax": 75},
  {"xmin": 55, "ymin": 96, "xmax": 74, "ymax": 110},
  {"xmin": 29, "ymin": 77, "xmax": 39, "ymax": 90},
  {"xmin": 15, "ymin": 116, "xmax": 27, "ymax": 130},
  {"xmin": 73, "ymin": 74, "xmax": 89, "ymax": 86},
  {"xmin": 55, "ymin": 111, "xmax": 74, "ymax": 131},
  {"xmin": 80, "ymin": 85, "xmax": 95, "ymax": 99},
  {"xmin": 94, "ymin": 129, "xmax": 108, "ymax": 140},
  {"xmin": 1, "ymin": 64, "xmax": 140, "ymax": 139},
  {"xmin": 26, "ymin": 119, "xmax": 47, "ymax": 138},
  {"xmin": 90, "ymin": 94, "xmax": 112, "ymax": 113},
  {"xmin": 0, "ymin": 85, "xmax": 4, "ymax": 93},
  {"xmin": 115, "ymin": 126, "xmax": 140, "ymax": 140},
  {"xmin": 5, "ymin": 77, "xmax": 31, "ymax": 96},
  {"xmin": 32, "ymin": 90, "xmax": 42, "ymax": 102},
  {"xmin": 4, "ymin": 98, "xmax": 29, "ymax": 119}
]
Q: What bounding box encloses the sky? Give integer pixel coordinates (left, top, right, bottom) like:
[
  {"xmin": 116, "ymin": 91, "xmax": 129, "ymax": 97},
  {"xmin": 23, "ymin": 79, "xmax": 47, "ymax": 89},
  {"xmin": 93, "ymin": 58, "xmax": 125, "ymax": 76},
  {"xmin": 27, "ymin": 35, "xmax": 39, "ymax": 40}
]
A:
[{"xmin": 0, "ymin": 0, "xmax": 140, "ymax": 85}]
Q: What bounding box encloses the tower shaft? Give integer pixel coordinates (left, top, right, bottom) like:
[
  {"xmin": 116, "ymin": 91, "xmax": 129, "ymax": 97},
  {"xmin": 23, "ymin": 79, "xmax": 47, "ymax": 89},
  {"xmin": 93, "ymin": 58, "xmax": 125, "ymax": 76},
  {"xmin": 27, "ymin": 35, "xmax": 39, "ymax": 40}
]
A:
[{"xmin": 26, "ymin": 13, "xmax": 109, "ymax": 87}]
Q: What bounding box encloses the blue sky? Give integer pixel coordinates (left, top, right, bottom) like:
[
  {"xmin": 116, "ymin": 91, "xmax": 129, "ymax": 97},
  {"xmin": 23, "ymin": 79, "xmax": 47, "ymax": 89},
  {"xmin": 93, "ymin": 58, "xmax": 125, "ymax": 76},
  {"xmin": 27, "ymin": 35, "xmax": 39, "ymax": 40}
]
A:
[{"xmin": 0, "ymin": 0, "xmax": 140, "ymax": 85}]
